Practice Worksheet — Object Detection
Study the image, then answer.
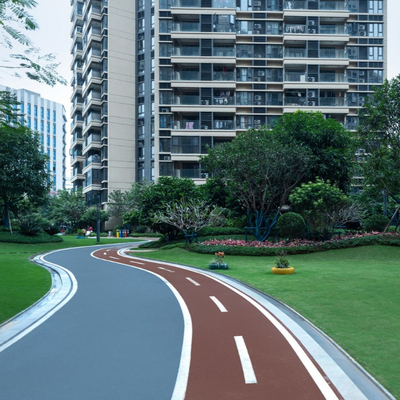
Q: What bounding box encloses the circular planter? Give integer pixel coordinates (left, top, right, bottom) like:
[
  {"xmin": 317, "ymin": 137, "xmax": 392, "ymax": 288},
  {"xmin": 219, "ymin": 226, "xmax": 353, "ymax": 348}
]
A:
[{"xmin": 271, "ymin": 266, "xmax": 295, "ymax": 275}]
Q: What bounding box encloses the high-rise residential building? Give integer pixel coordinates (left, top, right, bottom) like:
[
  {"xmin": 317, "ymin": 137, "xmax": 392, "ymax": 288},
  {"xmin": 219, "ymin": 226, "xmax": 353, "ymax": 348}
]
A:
[
  {"xmin": 70, "ymin": 0, "xmax": 386, "ymax": 205},
  {"xmin": 0, "ymin": 85, "xmax": 67, "ymax": 192}
]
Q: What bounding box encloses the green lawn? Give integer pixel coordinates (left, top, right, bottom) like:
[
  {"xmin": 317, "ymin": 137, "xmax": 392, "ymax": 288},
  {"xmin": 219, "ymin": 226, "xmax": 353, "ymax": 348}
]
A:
[
  {"xmin": 129, "ymin": 245, "xmax": 400, "ymax": 399},
  {"xmin": 0, "ymin": 235, "xmax": 141, "ymax": 324}
]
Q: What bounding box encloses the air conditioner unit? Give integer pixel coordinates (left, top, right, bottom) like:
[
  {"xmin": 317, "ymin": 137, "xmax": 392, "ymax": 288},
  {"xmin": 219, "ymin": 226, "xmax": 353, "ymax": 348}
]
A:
[
  {"xmin": 359, "ymin": 24, "xmax": 366, "ymax": 31},
  {"xmin": 201, "ymin": 173, "xmax": 209, "ymax": 179},
  {"xmin": 254, "ymin": 119, "xmax": 261, "ymax": 125},
  {"xmin": 161, "ymin": 108, "xmax": 169, "ymax": 112},
  {"xmin": 308, "ymin": 91, "xmax": 316, "ymax": 98},
  {"xmin": 309, "ymin": 28, "xmax": 316, "ymax": 34},
  {"xmin": 254, "ymin": 95, "xmax": 262, "ymax": 101},
  {"xmin": 254, "ymin": 101, "xmax": 262, "ymax": 105},
  {"xmin": 253, "ymin": 6, "xmax": 260, "ymax": 10},
  {"xmin": 201, "ymin": 100, "xmax": 209, "ymax": 105},
  {"xmin": 254, "ymin": 77, "xmax": 262, "ymax": 81},
  {"xmin": 359, "ymin": 30, "xmax": 366, "ymax": 36},
  {"xmin": 308, "ymin": 76, "xmax": 316, "ymax": 82},
  {"xmin": 359, "ymin": 78, "xmax": 365, "ymax": 83},
  {"xmin": 201, "ymin": 125, "xmax": 209, "ymax": 129},
  {"xmin": 254, "ymin": 24, "xmax": 262, "ymax": 29},
  {"xmin": 254, "ymin": 1, "xmax": 261, "ymax": 6},
  {"xmin": 254, "ymin": 30, "xmax": 260, "ymax": 34},
  {"xmin": 308, "ymin": 20, "xmax": 315, "ymax": 26},
  {"xmin": 308, "ymin": 101, "xmax": 316, "ymax": 106},
  {"xmin": 163, "ymin": 155, "xmax": 171, "ymax": 160},
  {"xmin": 359, "ymin": 70, "xmax": 365, "ymax": 76},
  {"xmin": 258, "ymin": 70, "xmax": 265, "ymax": 76}
]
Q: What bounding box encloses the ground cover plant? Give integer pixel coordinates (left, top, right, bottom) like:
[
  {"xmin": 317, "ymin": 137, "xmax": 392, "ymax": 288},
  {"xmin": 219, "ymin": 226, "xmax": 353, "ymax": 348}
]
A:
[
  {"xmin": 129, "ymin": 245, "xmax": 400, "ymax": 399},
  {"xmin": 0, "ymin": 235, "xmax": 142, "ymax": 324}
]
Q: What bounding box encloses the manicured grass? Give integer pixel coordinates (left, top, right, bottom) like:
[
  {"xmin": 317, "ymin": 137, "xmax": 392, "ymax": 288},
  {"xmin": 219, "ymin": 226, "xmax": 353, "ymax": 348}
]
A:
[
  {"xmin": 129, "ymin": 245, "xmax": 400, "ymax": 399},
  {"xmin": 0, "ymin": 235, "xmax": 142, "ymax": 324}
]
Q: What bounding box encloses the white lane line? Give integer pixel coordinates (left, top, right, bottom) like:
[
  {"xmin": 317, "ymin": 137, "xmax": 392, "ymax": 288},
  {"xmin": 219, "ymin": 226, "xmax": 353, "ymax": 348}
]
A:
[
  {"xmin": 234, "ymin": 336, "xmax": 257, "ymax": 384},
  {"xmin": 186, "ymin": 277, "xmax": 200, "ymax": 286},
  {"xmin": 209, "ymin": 296, "xmax": 228, "ymax": 312},
  {"xmin": 130, "ymin": 260, "xmax": 145, "ymax": 265},
  {"xmin": 158, "ymin": 267, "xmax": 175, "ymax": 273},
  {"xmin": 109, "ymin": 256, "xmax": 119, "ymax": 260}
]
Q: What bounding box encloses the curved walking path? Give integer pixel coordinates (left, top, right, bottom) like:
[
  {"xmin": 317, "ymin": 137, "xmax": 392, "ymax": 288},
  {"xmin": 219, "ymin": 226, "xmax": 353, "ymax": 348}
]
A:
[{"xmin": 0, "ymin": 243, "xmax": 395, "ymax": 399}]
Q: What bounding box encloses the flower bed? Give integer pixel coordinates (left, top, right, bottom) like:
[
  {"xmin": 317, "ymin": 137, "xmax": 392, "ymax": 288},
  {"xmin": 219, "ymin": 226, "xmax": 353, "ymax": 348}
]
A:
[{"xmin": 189, "ymin": 232, "xmax": 400, "ymax": 257}]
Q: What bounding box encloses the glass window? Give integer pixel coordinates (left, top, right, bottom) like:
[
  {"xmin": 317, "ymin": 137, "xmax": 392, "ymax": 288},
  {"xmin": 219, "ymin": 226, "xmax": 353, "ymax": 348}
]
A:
[
  {"xmin": 40, "ymin": 120, "xmax": 44, "ymax": 132},
  {"xmin": 34, "ymin": 105, "xmax": 37, "ymax": 116},
  {"xmin": 53, "ymin": 110, "xmax": 56, "ymax": 121},
  {"xmin": 27, "ymin": 103, "xmax": 31, "ymax": 114},
  {"xmin": 53, "ymin": 150, "xmax": 56, "ymax": 160},
  {"xmin": 40, "ymin": 107, "xmax": 44, "ymax": 118},
  {"xmin": 47, "ymin": 109, "xmax": 50, "ymax": 119},
  {"xmin": 20, "ymin": 101, "xmax": 24, "ymax": 113},
  {"xmin": 47, "ymin": 122, "xmax": 50, "ymax": 133},
  {"xmin": 27, "ymin": 117, "xmax": 31, "ymax": 128},
  {"xmin": 53, "ymin": 137, "xmax": 56, "ymax": 147},
  {"xmin": 47, "ymin": 136, "xmax": 50, "ymax": 146},
  {"xmin": 34, "ymin": 119, "xmax": 38, "ymax": 130},
  {"xmin": 53, "ymin": 124, "xmax": 56, "ymax": 134}
]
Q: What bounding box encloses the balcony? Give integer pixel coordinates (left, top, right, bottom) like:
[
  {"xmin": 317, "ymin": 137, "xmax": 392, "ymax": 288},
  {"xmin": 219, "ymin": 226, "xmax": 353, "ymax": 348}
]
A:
[
  {"xmin": 172, "ymin": 95, "xmax": 200, "ymax": 105},
  {"xmin": 83, "ymin": 154, "xmax": 101, "ymax": 168},
  {"xmin": 83, "ymin": 112, "xmax": 101, "ymax": 130},
  {"xmin": 171, "ymin": 0, "xmax": 201, "ymax": 6},
  {"xmin": 213, "ymin": 71, "xmax": 235, "ymax": 81},
  {"xmin": 213, "ymin": 119, "xmax": 234, "ymax": 130},
  {"xmin": 172, "ymin": 71, "xmax": 200, "ymax": 81},
  {"xmin": 284, "ymin": 0, "xmax": 347, "ymax": 10},
  {"xmin": 284, "ymin": 72, "xmax": 346, "ymax": 82},
  {"xmin": 172, "ymin": 46, "xmax": 200, "ymax": 57},
  {"xmin": 173, "ymin": 119, "xmax": 200, "ymax": 130},
  {"xmin": 172, "ymin": 22, "xmax": 200, "ymax": 32},
  {"xmin": 319, "ymin": 25, "xmax": 346, "ymax": 35},
  {"xmin": 83, "ymin": 90, "xmax": 101, "ymax": 111},
  {"xmin": 173, "ymin": 169, "xmax": 201, "ymax": 179},
  {"xmin": 319, "ymin": 97, "xmax": 345, "ymax": 106},
  {"xmin": 320, "ymin": 48, "xmax": 346, "ymax": 58},
  {"xmin": 213, "ymin": 47, "xmax": 235, "ymax": 57},
  {"xmin": 285, "ymin": 48, "xmax": 307, "ymax": 58}
]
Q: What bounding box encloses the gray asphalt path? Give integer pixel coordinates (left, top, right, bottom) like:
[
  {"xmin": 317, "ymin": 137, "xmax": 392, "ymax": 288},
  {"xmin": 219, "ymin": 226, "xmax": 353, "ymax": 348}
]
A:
[{"xmin": 0, "ymin": 245, "xmax": 184, "ymax": 400}]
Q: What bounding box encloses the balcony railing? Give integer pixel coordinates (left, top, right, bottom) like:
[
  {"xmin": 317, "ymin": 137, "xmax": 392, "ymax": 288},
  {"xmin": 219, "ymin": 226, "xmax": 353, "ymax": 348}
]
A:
[
  {"xmin": 173, "ymin": 120, "xmax": 200, "ymax": 129},
  {"xmin": 319, "ymin": 25, "xmax": 346, "ymax": 35},
  {"xmin": 172, "ymin": 95, "xmax": 200, "ymax": 105},
  {"xmin": 172, "ymin": 46, "xmax": 200, "ymax": 57},
  {"xmin": 173, "ymin": 169, "xmax": 201, "ymax": 179},
  {"xmin": 213, "ymin": 47, "xmax": 235, "ymax": 57},
  {"xmin": 213, "ymin": 71, "xmax": 235, "ymax": 81},
  {"xmin": 172, "ymin": 22, "xmax": 200, "ymax": 32},
  {"xmin": 284, "ymin": 0, "xmax": 347, "ymax": 10},
  {"xmin": 172, "ymin": 71, "xmax": 200, "ymax": 80},
  {"xmin": 171, "ymin": 0, "xmax": 201, "ymax": 6},
  {"xmin": 319, "ymin": 98, "xmax": 345, "ymax": 106},
  {"xmin": 320, "ymin": 49, "xmax": 345, "ymax": 58},
  {"xmin": 285, "ymin": 48, "xmax": 307, "ymax": 57},
  {"xmin": 214, "ymin": 120, "xmax": 234, "ymax": 129}
]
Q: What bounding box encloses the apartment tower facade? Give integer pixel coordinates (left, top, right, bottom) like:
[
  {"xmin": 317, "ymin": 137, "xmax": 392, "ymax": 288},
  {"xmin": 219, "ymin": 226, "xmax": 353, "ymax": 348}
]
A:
[
  {"xmin": 70, "ymin": 0, "xmax": 386, "ymax": 204},
  {"xmin": 0, "ymin": 85, "xmax": 67, "ymax": 192}
]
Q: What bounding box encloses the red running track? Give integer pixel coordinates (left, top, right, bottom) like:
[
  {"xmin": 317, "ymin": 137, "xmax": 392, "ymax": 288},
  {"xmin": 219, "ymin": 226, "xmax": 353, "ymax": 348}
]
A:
[{"xmin": 93, "ymin": 248, "xmax": 343, "ymax": 400}]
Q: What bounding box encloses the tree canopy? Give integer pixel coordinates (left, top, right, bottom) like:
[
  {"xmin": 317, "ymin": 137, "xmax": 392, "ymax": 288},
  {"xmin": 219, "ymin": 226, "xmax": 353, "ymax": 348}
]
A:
[
  {"xmin": 358, "ymin": 75, "xmax": 400, "ymax": 203},
  {"xmin": 0, "ymin": 0, "xmax": 66, "ymax": 86},
  {"xmin": 272, "ymin": 111, "xmax": 354, "ymax": 191},
  {"xmin": 0, "ymin": 122, "xmax": 50, "ymax": 227}
]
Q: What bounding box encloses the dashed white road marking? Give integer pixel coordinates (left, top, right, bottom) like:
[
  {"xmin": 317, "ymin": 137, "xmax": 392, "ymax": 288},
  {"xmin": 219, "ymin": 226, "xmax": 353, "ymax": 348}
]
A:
[
  {"xmin": 130, "ymin": 260, "xmax": 145, "ymax": 265},
  {"xmin": 109, "ymin": 256, "xmax": 119, "ymax": 260},
  {"xmin": 234, "ymin": 336, "xmax": 257, "ymax": 384},
  {"xmin": 158, "ymin": 267, "xmax": 175, "ymax": 273},
  {"xmin": 209, "ymin": 296, "xmax": 228, "ymax": 312},
  {"xmin": 186, "ymin": 277, "xmax": 200, "ymax": 286}
]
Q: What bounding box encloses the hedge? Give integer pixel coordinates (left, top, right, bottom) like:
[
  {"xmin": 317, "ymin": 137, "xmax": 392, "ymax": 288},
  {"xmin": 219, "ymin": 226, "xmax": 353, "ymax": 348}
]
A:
[{"xmin": 0, "ymin": 232, "xmax": 63, "ymax": 244}]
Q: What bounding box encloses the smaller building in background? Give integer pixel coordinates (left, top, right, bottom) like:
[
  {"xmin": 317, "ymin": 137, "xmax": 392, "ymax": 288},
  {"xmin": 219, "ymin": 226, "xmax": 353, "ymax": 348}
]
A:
[{"xmin": 0, "ymin": 85, "xmax": 67, "ymax": 192}]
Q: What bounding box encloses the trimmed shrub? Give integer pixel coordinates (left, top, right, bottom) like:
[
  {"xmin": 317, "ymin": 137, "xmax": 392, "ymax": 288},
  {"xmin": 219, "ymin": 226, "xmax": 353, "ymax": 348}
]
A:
[
  {"xmin": 363, "ymin": 214, "xmax": 390, "ymax": 232},
  {"xmin": 0, "ymin": 231, "xmax": 63, "ymax": 244},
  {"xmin": 135, "ymin": 226, "xmax": 148, "ymax": 234},
  {"xmin": 199, "ymin": 226, "xmax": 243, "ymax": 237},
  {"xmin": 277, "ymin": 212, "xmax": 306, "ymax": 239}
]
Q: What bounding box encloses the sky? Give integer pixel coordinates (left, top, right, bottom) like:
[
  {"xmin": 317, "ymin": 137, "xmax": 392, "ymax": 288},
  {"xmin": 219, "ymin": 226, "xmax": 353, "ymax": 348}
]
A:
[{"xmin": 1, "ymin": 0, "xmax": 399, "ymax": 124}]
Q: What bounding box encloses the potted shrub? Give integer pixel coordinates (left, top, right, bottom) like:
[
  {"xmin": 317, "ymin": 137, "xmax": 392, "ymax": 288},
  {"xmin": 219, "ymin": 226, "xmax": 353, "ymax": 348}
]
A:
[
  {"xmin": 209, "ymin": 251, "xmax": 229, "ymax": 270},
  {"xmin": 271, "ymin": 254, "xmax": 295, "ymax": 275}
]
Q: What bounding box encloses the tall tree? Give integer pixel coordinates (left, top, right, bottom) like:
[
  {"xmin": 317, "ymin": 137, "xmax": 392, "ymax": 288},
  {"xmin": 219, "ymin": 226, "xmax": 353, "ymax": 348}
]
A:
[
  {"xmin": 272, "ymin": 111, "xmax": 354, "ymax": 191},
  {"xmin": 202, "ymin": 128, "xmax": 311, "ymax": 241},
  {"xmin": 139, "ymin": 177, "xmax": 200, "ymax": 236},
  {"xmin": 358, "ymin": 75, "xmax": 400, "ymax": 203},
  {"xmin": 0, "ymin": 123, "xmax": 50, "ymax": 229},
  {"xmin": 0, "ymin": 0, "xmax": 66, "ymax": 85},
  {"xmin": 48, "ymin": 189, "xmax": 87, "ymax": 230}
]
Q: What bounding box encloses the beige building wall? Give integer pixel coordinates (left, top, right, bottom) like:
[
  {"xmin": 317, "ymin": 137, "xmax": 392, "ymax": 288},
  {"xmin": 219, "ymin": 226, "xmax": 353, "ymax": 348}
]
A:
[{"xmin": 107, "ymin": 0, "xmax": 136, "ymax": 193}]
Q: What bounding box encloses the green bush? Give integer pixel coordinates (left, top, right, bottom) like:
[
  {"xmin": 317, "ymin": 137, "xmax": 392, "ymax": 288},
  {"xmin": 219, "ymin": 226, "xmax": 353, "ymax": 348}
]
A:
[
  {"xmin": 42, "ymin": 220, "xmax": 60, "ymax": 236},
  {"xmin": 19, "ymin": 214, "xmax": 43, "ymax": 236},
  {"xmin": 363, "ymin": 214, "xmax": 390, "ymax": 232},
  {"xmin": 199, "ymin": 226, "xmax": 243, "ymax": 237},
  {"xmin": 0, "ymin": 231, "xmax": 63, "ymax": 244},
  {"xmin": 135, "ymin": 226, "xmax": 148, "ymax": 233},
  {"xmin": 277, "ymin": 212, "xmax": 306, "ymax": 239}
]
